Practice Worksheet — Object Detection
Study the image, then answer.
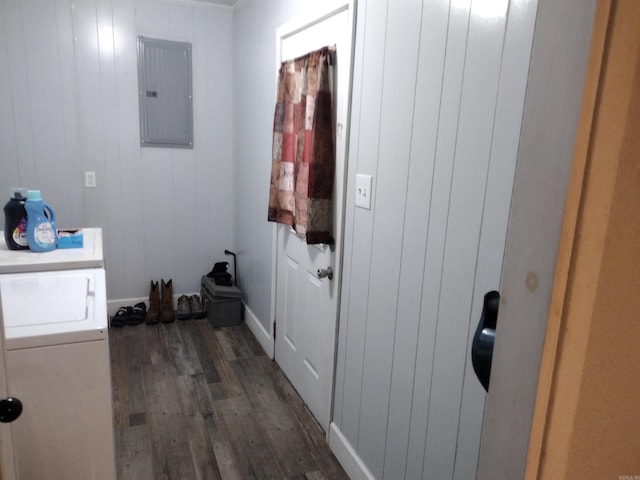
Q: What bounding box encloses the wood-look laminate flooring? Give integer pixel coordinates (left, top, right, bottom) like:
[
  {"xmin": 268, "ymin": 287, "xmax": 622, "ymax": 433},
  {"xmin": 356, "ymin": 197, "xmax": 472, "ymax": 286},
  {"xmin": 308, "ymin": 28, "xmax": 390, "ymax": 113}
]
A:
[{"xmin": 109, "ymin": 318, "xmax": 349, "ymax": 480}]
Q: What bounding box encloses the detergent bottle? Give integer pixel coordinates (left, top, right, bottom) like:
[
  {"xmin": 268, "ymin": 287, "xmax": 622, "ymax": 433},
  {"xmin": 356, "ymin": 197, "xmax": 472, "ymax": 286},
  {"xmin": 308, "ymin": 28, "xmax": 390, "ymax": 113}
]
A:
[
  {"xmin": 3, "ymin": 188, "xmax": 29, "ymax": 250},
  {"xmin": 25, "ymin": 190, "xmax": 57, "ymax": 252}
]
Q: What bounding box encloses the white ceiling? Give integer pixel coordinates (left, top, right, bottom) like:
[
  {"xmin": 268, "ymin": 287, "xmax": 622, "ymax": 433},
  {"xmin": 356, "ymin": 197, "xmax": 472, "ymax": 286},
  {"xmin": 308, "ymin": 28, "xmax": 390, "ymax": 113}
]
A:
[{"xmin": 193, "ymin": 0, "xmax": 239, "ymax": 6}]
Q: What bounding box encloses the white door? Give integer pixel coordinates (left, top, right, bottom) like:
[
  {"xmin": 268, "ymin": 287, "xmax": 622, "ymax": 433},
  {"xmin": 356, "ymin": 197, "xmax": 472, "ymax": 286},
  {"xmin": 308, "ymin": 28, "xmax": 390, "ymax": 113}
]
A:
[
  {"xmin": 0, "ymin": 289, "xmax": 18, "ymax": 480},
  {"xmin": 274, "ymin": 1, "xmax": 354, "ymax": 430}
]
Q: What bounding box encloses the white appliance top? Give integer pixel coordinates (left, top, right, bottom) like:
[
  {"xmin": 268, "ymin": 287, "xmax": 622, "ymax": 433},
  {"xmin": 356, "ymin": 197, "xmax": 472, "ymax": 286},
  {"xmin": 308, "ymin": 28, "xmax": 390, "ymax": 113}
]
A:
[{"xmin": 0, "ymin": 228, "xmax": 103, "ymax": 274}]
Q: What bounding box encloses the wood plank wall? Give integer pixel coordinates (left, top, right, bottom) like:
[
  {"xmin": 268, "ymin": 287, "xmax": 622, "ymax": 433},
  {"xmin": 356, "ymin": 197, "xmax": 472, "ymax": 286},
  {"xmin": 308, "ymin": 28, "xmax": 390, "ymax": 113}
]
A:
[
  {"xmin": 0, "ymin": 0, "xmax": 234, "ymax": 304},
  {"xmin": 331, "ymin": 0, "xmax": 538, "ymax": 479}
]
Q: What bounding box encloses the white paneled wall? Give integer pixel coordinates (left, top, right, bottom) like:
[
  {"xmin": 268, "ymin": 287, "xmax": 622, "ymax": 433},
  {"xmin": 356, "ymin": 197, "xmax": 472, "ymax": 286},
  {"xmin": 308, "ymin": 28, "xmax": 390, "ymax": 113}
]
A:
[
  {"xmin": 331, "ymin": 0, "xmax": 538, "ymax": 479},
  {"xmin": 0, "ymin": 0, "xmax": 234, "ymax": 303}
]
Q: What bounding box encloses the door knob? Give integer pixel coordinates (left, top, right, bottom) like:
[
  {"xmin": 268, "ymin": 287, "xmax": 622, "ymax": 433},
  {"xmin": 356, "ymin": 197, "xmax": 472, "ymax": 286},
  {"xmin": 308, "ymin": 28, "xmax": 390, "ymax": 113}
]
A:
[
  {"xmin": 317, "ymin": 267, "xmax": 333, "ymax": 280},
  {"xmin": 471, "ymin": 291, "xmax": 500, "ymax": 392},
  {"xmin": 0, "ymin": 397, "xmax": 23, "ymax": 423}
]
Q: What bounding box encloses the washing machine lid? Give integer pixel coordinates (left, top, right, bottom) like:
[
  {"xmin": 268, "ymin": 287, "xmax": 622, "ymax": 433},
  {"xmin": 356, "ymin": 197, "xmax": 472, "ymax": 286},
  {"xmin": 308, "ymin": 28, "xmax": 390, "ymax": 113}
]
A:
[{"xmin": 0, "ymin": 268, "xmax": 107, "ymax": 349}]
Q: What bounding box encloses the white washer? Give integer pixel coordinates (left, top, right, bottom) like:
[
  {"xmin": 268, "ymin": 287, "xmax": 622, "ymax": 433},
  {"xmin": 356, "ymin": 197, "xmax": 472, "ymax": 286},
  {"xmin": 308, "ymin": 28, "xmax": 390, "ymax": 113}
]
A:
[{"xmin": 0, "ymin": 228, "xmax": 116, "ymax": 479}]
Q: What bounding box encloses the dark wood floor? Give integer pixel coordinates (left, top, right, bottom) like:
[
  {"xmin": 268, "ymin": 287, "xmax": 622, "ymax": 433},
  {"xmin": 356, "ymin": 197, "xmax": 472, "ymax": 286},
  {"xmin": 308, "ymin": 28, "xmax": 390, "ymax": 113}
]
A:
[{"xmin": 109, "ymin": 318, "xmax": 349, "ymax": 480}]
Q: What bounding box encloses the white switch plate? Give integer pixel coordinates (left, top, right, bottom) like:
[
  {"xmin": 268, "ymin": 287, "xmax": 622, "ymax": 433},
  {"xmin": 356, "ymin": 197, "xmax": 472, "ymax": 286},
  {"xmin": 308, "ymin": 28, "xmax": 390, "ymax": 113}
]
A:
[
  {"xmin": 355, "ymin": 174, "xmax": 372, "ymax": 209},
  {"xmin": 84, "ymin": 171, "xmax": 96, "ymax": 188}
]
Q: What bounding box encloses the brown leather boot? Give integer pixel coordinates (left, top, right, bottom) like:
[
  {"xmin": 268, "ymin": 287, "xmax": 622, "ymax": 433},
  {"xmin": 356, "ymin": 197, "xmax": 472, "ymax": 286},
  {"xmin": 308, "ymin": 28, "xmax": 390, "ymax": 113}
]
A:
[
  {"xmin": 146, "ymin": 281, "xmax": 160, "ymax": 324},
  {"xmin": 160, "ymin": 279, "xmax": 175, "ymax": 323}
]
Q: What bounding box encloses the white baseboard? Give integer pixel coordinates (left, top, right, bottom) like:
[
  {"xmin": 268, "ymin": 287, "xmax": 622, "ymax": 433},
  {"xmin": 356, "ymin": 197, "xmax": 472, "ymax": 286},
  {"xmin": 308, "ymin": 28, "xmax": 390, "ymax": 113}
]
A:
[
  {"xmin": 243, "ymin": 303, "xmax": 274, "ymax": 358},
  {"xmin": 329, "ymin": 422, "xmax": 376, "ymax": 480}
]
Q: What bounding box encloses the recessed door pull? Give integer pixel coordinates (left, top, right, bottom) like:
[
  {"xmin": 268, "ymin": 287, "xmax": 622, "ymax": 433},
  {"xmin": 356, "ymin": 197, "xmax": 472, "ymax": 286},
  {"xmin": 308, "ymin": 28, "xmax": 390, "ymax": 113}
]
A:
[{"xmin": 471, "ymin": 290, "xmax": 500, "ymax": 392}]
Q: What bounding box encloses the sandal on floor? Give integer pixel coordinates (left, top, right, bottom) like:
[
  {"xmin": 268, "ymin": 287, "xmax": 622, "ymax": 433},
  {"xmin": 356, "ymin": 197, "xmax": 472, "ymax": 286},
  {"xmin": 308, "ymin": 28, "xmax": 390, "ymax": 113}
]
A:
[
  {"xmin": 111, "ymin": 306, "xmax": 131, "ymax": 327},
  {"xmin": 127, "ymin": 302, "xmax": 147, "ymax": 325}
]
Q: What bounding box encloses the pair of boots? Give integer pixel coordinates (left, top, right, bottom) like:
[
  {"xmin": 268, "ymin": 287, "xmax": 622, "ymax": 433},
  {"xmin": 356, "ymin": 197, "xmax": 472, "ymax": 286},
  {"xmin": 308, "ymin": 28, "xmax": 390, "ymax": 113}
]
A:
[{"xmin": 146, "ymin": 279, "xmax": 174, "ymax": 324}]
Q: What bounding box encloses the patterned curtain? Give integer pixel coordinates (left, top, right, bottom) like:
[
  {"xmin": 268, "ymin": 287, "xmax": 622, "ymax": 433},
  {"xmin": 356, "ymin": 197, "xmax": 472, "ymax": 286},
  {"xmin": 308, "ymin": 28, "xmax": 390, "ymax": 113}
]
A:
[{"xmin": 268, "ymin": 46, "xmax": 335, "ymax": 245}]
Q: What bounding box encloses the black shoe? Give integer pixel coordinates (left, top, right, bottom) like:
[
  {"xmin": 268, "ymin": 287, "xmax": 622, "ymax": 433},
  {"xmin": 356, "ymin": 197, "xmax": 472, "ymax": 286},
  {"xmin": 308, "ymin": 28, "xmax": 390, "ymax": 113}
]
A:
[
  {"xmin": 127, "ymin": 302, "xmax": 147, "ymax": 325},
  {"xmin": 206, "ymin": 262, "xmax": 229, "ymax": 278},
  {"xmin": 112, "ymin": 306, "xmax": 131, "ymax": 327}
]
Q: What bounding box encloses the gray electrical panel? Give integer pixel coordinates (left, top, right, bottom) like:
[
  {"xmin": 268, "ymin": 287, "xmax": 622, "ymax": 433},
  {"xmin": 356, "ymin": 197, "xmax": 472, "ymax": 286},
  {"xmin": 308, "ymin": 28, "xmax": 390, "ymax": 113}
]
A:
[{"xmin": 137, "ymin": 36, "xmax": 193, "ymax": 148}]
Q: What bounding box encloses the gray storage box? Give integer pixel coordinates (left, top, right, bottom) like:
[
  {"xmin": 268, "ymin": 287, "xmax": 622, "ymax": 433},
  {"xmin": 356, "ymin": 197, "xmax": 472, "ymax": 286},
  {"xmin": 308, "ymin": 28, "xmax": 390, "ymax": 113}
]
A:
[{"xmin": 200, "ymin": 275, "xmax": 243, "ymax": 327}]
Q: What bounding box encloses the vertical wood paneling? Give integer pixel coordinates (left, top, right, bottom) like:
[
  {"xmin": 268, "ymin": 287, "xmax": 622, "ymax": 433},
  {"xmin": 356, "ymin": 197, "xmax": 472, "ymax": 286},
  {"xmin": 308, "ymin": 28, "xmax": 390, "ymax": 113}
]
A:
[
  {"xmin": 3, "ymin": 1, "xmax": 37, "ymax": 185},
  {"xmin": 0, "ymin": 0, "xmax": 20, "ymax": 184},
  {"xmin": 453, "ymin": 1, "xmax": 539, "ymax": 478},
  {"xmin": 0, "ymin": 0, "xmax": 234, "ymax": 303},
  {"xmin": 72, "ymin": 0, "xmax": 104, "ymax": 228},
  {"xmin": 55, "ymin": 0, "xmax": 84, "ymax": 226},
  {"xmin": 20, "ymin": 0, "xmax": 70, "ymax": 221},
  {"xmin": 98, "ymin": 0, "xmax": 127, "ymax": 303},
  {"xmin": 382, "ymin": 0, "xmax": 450, "ymax": 477},
  {"xmin": 422, "ymin": 2, "xmax": 509, "ymax": 477},
  {"xmin": 112, "ymin": 0, "xmax": 145, "ymax": 297},
  {"xmin": 333, "ymin": 0, "xmax": 540, "ymax": 478},
  {"xmin": 357, "ymin": 0, "xmax": 422, "ymax": 477},
  {"xmin": 406, "ymin": 0, "xmax": 472, "ymax": 477},
  {"xmin": 192, "ymin": 8, "xmax": 213, "ymax": 278},
  {"xmin": 141, "ymin": 147, "xmax": 176, "ymax": 282},
  {"xmin": 202, "ymin": 8, "xmax": 234, "ymax": 264},
  {"xmin": 336, "ymin": 0, "xmax": 388, "ymax": 448}
]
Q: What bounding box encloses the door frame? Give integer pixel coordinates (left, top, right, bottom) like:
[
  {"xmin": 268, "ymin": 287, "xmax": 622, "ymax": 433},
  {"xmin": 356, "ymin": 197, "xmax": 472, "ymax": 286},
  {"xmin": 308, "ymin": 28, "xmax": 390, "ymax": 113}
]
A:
[
  {"xmin": 525, "ymin": 0, "xmax": 640, "ymax": 476},
  {"xmin": 268, "ymin": 0, "xmax": 356, "ymax": 428}
]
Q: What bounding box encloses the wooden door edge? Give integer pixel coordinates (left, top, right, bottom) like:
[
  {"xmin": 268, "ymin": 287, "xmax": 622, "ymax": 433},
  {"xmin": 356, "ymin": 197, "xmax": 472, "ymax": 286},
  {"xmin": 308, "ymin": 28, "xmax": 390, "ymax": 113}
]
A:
[{"xmin": 523, "ymin": 1, "xmax": 614, "ymax": 478}]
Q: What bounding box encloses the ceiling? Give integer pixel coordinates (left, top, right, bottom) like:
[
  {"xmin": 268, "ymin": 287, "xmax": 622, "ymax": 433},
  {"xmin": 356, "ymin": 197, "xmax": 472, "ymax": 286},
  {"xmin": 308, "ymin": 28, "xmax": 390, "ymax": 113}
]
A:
[{"xmin": 191, "ymin": 0, "xmax": 240, "ymax": 6}]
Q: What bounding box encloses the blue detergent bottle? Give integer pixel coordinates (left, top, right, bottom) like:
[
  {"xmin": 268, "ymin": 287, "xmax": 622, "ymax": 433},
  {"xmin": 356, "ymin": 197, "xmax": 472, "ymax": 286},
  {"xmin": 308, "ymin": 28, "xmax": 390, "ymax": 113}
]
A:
[{"xmin": 25, "ymin": 190, "xmax": 57, "ymax": 252}]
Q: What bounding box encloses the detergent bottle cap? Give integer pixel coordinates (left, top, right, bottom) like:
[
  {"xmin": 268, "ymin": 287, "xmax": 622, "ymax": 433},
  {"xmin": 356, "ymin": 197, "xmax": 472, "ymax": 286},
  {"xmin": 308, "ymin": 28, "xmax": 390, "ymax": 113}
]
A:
[
  {"xmin": 27, "ymin": 190, "xmax": 42, "ymax": 201},
  {"xmin": 10, "ymin": 188, "xmax": 28, "ymax": 200}
]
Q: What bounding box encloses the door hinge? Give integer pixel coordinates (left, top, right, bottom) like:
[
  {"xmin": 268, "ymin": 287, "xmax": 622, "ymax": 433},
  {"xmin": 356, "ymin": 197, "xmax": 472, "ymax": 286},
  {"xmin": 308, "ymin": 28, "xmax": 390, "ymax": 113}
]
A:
[{"xmin": 273, "ymin": 320, "xmax": 277, "ymax": 339}]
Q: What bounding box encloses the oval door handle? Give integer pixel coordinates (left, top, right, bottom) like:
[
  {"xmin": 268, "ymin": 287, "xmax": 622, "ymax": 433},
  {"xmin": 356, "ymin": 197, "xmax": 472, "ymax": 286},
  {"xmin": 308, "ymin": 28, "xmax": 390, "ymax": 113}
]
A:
[
  {"xmin": 0, "ymin": 397, "xmax": 23, "ymax": 423},
  {"xmin": 317, "ymin": 267, "xmax": 333, "ymax": 281}
]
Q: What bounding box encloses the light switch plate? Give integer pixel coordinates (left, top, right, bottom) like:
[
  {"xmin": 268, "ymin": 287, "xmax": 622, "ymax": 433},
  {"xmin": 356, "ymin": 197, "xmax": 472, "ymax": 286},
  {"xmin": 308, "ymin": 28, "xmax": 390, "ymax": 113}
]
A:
[
  {"xmin": 355, "ymin": 174, "xmax": 372, "ymax": 209},
  {"xmin": 84, "ymin": 171, "xmax": 96, "ymax": 188}
]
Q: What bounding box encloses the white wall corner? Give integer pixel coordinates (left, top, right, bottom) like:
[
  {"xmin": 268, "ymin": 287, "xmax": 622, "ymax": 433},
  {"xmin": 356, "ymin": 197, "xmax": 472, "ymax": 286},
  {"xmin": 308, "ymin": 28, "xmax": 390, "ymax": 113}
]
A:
[
  {"xmin": 243, "ymin": 302, "xmax": 274, "ymax": 358},
  {"xmin": 329, "ymin": 422, "xmax": 376, "ymax": 480}
]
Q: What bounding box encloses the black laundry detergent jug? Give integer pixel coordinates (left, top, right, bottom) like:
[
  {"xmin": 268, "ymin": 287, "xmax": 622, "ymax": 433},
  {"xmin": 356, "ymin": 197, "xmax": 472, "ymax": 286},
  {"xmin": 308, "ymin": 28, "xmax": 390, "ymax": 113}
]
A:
[{"xmin": 3, "ymin": 188, "xmax": 29, "ymax": 250}]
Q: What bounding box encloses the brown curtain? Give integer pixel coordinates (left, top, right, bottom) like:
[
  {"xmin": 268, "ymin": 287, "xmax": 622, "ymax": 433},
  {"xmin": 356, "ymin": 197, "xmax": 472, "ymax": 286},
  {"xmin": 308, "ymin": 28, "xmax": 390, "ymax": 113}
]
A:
[{"xmin": 268, "ymin": 46, "xmax": 335, "ymax": 245}]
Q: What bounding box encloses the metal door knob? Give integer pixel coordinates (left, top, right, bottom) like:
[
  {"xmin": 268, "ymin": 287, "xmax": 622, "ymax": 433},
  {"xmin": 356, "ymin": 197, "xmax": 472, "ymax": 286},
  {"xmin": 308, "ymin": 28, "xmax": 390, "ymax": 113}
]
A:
[
  {"xmin": 317, "ymin": 267, "xmax": 333, "ymax": 280},
  {"xmin": 0, "ymin": 397, "xmax": 23, "ymax": 423}
]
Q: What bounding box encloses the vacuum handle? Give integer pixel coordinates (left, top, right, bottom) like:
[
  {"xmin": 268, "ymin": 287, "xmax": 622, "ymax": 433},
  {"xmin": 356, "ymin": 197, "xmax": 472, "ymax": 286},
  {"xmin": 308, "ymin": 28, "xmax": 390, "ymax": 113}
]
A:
[{"xmin": 224, "ymin": 250, "xmax": 237, "ymax": 287}]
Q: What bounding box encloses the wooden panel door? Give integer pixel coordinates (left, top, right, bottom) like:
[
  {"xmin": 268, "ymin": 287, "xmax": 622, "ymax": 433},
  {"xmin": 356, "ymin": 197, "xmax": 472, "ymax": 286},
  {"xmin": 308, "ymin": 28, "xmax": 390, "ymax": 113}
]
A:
[{"xmin": 274, "ymin": 1, "xmax": 354, "ymax": 430}]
